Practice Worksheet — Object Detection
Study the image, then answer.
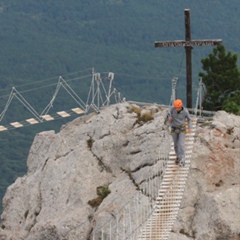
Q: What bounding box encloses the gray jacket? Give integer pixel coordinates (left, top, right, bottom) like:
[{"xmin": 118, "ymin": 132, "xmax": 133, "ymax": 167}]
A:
[{"xmin": 169, "ymin": 107, "xmax": 192, "ymax": 129}]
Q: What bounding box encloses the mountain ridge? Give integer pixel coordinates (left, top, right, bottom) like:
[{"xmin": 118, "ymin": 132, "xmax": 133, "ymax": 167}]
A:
[{"xmin": 0, "ymin": 102, "xmax": 239, "ymax": 239}]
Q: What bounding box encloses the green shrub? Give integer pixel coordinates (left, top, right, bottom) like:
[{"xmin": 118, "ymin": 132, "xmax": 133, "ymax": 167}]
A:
[{"xmin": 88, "ymin": 185, "xmax": 111, "ymax": 208}]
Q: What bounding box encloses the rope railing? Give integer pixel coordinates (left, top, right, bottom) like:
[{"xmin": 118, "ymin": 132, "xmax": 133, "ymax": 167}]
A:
[
  {"xmin": 58, "ymin": 121, "xmax": 172, "ymax": 240},
  {"xmin": 71, "ymin": 127, "xmax": 172, "ymax": 240}
]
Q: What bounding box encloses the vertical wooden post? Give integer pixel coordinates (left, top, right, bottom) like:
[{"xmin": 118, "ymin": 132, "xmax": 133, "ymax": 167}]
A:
[{"xmin": 185, "ymin": 9, "xmax": 192, "ymax": 108}]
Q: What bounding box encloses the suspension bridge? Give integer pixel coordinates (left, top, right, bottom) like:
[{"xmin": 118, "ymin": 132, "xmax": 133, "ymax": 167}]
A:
[
  {"xmin": 0, "ymin": 68, "xmax": 124, "ymax": 131},
  {"xmin": 0, "ymin": 68, "xmax": 208, "ymax": 239}
]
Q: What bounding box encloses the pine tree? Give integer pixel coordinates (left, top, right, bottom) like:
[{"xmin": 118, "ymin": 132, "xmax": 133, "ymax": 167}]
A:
[{"xmin": 199, "ymin": 45, "xmax": 240, "ymax": 114}]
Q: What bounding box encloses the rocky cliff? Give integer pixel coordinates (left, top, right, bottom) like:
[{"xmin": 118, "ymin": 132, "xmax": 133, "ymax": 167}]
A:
[{"xmin": 0, "ymin": 102, "xmax": 239, "ymax": 240}]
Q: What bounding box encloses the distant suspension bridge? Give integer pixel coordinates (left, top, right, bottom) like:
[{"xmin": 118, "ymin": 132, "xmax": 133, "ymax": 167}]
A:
[{"xmin": 0, "ymin": 68, "xmax": 124, "ymax": 131}]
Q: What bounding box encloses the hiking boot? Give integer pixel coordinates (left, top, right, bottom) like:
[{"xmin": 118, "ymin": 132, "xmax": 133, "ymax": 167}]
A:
[
  {"xmin": 175, "ymin": 157, "xmax": 179, "ymax": 164},
  {"xmin": 179, "ymin": 160, "xmax": 185, "ymax": 167}
]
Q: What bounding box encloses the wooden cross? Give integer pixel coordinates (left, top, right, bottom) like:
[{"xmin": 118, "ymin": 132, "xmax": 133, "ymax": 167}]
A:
[{"xmin": 155, "ymin": 9, "xmax": 222, "ymax": 108}]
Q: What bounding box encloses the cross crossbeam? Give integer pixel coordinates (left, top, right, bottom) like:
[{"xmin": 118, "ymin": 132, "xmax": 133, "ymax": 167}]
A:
[
  {"xmin": 155, "ymin": 9, "xmax": 222, "ymax": 108},
  {"xmin": 155, "ymin": 39, "xmax": 222, "ymax": 48}
]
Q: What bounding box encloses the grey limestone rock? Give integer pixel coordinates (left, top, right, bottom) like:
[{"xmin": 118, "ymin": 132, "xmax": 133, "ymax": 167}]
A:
[{"xmin": 0, "ymin": 103, "xmax": 239, "ymax": 240}]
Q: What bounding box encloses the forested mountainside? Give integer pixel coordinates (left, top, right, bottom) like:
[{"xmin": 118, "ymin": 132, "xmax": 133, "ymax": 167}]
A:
[{"xmin": 0, "ymin": 0, "xmax": 240, "ymax": 214}]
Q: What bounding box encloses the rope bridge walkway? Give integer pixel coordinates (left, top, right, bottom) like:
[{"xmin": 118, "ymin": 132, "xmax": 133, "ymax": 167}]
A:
[{"xmin": 138, "ymin": 117, "xmax": 197, "ymax": 239}]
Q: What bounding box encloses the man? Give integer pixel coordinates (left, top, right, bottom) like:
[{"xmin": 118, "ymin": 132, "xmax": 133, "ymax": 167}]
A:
[{"xmin": 168, "ymin": 99, "xmax": 192, "ymax": 166}]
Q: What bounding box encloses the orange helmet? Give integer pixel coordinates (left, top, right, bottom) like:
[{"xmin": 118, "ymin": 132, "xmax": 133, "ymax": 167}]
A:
[{"xmin": 173, "ymin": 99, "xmax": 183, "ymax": 108}]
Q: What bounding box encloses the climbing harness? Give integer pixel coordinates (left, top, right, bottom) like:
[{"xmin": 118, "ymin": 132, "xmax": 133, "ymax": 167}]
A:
[{"xmin": 171, "ymin": 124, "xmax": 186, "ymax": 134}]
